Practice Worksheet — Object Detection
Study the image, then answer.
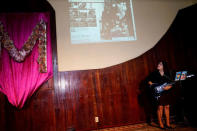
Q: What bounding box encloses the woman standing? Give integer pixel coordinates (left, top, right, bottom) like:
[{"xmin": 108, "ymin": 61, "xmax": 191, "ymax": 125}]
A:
[{"xmin": 147, "ymin": 61, "xmax": 173, "ymax": 129}]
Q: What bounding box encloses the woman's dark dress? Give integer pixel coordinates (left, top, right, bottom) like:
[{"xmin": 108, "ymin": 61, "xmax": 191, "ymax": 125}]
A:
[{"xmin": 148, "ymin": 71, "xmax": 173, "ymax": 105}]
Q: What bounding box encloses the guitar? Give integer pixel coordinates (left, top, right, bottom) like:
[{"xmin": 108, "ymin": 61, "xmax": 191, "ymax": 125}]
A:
[
  {"xmin": 151, "ymin": 74, "xmax": 195, "ymax": 100},
  {"xmin": 151, "ymin": 82, "xmax": 175, "ymax": 100}
]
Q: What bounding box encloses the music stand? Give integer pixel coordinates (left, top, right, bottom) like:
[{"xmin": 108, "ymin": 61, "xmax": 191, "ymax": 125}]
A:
[
  {"xmin": 175, "ymin": 71, "xmax": 187, "ymax": 81},
  {"xmin": 174, "ymin": 71, "xmax": 189, "ymax": 126}
]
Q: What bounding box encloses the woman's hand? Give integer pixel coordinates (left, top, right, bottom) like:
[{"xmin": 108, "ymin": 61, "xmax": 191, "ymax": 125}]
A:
[
  {"xmin": 148, "ymin": 81, "xmax": 153, "ymax": 86},
  {"xmin": 163, "ymin": 85, "xmax": 172, "ymax": 90}
]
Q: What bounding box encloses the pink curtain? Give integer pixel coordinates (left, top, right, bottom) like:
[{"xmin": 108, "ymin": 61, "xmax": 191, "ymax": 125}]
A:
[{"xmin": 0, "ymin": 13, "xmax": 53, "ymax": 108}]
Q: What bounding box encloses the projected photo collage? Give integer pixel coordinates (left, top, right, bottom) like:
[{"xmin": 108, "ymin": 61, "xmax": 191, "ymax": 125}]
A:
[
  {"xmin": 69, "ymin": 2, "xmax": 97, "ymax": 27},
  {"xmin": 69, "ymin": 0, "xmax": 136, "ymax": 44}
]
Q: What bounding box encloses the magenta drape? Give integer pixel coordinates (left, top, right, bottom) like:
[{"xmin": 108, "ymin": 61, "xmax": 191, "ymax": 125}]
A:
[{"xmin": 0, "ymin": 13, "xmax": 53, "ymax": 108}]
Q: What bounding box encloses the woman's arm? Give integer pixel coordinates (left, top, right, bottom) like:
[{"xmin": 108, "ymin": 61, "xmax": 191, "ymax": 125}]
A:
[
  {"xmin": 163, "ymin": 85, "xmax": 172, "ymax": 90},
  {"xmin": 148, "ymin": 81, "xmax": 153, "ymax": 86}
]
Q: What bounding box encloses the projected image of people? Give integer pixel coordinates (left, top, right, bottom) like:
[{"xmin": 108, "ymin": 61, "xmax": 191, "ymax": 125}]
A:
[
  {"xmin": 101, "ymin": 1, "xmax": 133, "ymax": 40},
  {"xmin": 68, "ymin": 0, "xmax": 136, "ymax": 44},
  {"xmin": 70, "ymin": 2, "xmax": 97, "ymax": 27}
]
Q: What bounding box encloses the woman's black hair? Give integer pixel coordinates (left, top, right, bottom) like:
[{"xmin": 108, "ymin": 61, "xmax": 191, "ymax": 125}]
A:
[{"xmin": 159, "ymin": 61, "xmax": 170, "ymax": 75}]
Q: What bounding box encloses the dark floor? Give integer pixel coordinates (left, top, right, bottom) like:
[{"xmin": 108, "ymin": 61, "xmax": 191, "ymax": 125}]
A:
[{"xmin": 93, "ymin": 122, "xmax": 197, "ymax": 131}]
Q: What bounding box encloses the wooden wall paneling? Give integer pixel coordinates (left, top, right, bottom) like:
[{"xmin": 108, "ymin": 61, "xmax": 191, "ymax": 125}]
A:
[
  {"xmin": 0, "ymin": 93, "xmax": 6, "ymax": 131},
  {"xmin": 89, "ymin": 71, "xmax": 100, "ymax": 129},
  {"xmin": 75, "ymin": 71, "xmax": 96, "ymax": 129},
  {"xmin": 65, "ymin": 71, "xmax": 76, "ymax": 130},
  {"xmin": 124, "ymin": 61, "xmax": 139, "ymax": 123},
  {"xmin": 54, "ymin": 72, "xmax": 66, "ymax": 131},
  {"xmin": 94, "ymin": 70, "xmax": 104, "ymax": 129},
  {"xmin": 164, "ymin": 34, "xmax": 177, "ymax": 70},
  {"xmin": 110, "ymin": 66, "xmax": 123, "ymax": 124},
  {"xmin": 99, "ymin": 69, "xmax": 114, "ymax": 126},
  {"xmin": 119, "ymin": 64, "xmax": 132, "ymax": 123},
  {"xmin": 125, "ymin": 60, "xmax": 142, "ymax": 124},
  {"xmin": 131, "ymin": 57, "xmax": 147, "ymax": 122},
  {"xmin": 60, "ymin": 70, "xmax": 99, "ymax": 130},
  {"xmin": 27, "ymin": 79, "xmax": 56, "ymax": 131}
]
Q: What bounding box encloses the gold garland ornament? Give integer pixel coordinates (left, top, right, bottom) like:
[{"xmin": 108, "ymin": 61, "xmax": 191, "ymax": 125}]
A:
[{"xmin": 0, "ymin": 20, "xmax": 47, "ymax": 73}]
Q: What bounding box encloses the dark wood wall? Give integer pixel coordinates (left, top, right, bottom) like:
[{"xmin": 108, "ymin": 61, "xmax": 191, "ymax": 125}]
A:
[{"xmin": 1, "ymin": 1, "xmax": 197, "ymax": 131}]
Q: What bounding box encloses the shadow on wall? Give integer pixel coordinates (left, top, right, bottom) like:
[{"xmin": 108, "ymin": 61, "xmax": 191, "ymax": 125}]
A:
[
  {"xmin": 67, "ymin": 127, "xmax": 76, "ymax": 131},
  {"xmin": 138, "ymin": 76, "xmax": 157, "ymax": 124}
]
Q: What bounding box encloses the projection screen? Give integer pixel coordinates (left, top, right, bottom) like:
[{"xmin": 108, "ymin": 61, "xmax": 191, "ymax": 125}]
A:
[{"xmin": 68, "ymin": 0, "xmax": 136, "ymax": 44}]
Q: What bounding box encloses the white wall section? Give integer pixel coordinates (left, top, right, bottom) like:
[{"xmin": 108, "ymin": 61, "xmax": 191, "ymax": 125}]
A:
[{"xmin": 48, "ymin": 0, "xmax": 194, "ymax": 71}]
